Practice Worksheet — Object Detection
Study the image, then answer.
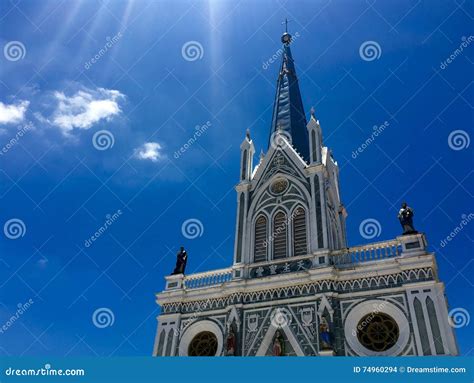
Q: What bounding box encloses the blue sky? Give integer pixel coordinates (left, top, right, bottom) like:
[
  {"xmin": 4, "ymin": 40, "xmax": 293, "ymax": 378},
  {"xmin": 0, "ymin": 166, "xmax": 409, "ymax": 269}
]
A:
[{"xmin": 0, "ymin": 0, "xmax": 472, "ymax": 356}]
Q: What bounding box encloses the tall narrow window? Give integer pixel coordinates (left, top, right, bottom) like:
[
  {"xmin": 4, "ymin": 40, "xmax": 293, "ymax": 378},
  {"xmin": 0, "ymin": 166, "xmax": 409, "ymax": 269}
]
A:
[
  {"xmin": 241, "ymin": 150, "xmax": 247, "ymax": 180},
  {"xmin": 293, "ymin": 207, "xmax": 307, "ymax": 257},
  {"xmin": 273, "ymin": 211, "xmax": 287, "ymax": 259},
  {"xmin": 314, "ymin": 175, "xmax": 324, "ymax": 248},
  {"xmin": 235, "ymin": 193, "xmax": 245, "ymax": 263},
  {"xmin": 157, "ymin": 329, "xmax": 166, "ymax": 356},
  {"xmin": 414, "ymin": 297, "xmax": 431, "ymax": 355},
  {"xmin": 426, "ymin": 296, "xmax": 445, "ymax": 355},
  {"xmin": 254, "ymin": 215, "xmax": 267, "ymax": 262},
  {"xmin": 311, "ymin": 130, "xmax": 317, "ymax": 163}
]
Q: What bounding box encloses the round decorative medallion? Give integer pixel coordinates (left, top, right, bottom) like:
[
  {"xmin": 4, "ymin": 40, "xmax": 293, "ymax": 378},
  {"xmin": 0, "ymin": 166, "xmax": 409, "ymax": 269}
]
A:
[
  {"xmin": 356, "ymin": 313, "xmax": 399, "ymax": 352},
  {"xmin": 270, "ymin": 178, "xmax": 289, "ymax": 195},
  {"xmin": 188, "ymin": 331, "xmax": 218, "ymax": 356}
]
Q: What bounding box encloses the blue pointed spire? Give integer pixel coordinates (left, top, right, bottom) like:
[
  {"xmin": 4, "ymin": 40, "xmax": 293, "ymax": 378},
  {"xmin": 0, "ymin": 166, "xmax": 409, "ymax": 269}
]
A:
[{"xmin": 268, "ymin": 30, "xmax": 309, "ymax": 161}]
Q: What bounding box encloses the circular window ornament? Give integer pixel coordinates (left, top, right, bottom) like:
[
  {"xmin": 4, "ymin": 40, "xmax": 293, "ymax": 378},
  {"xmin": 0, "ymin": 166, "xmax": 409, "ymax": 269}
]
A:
[
  {"xmin": 178, "ymin": 320, "xmax": 223, "ymax": 356},
  {"xmin": 356, "ymin": 313, "xmax": 399, "ymax": 352},
  {"xmin": 344, "ymin": 300, "xmax": 409, "ymax": 356},
  {"xmin": 188, "ymin": 331, "xmax": 218, "ymax": 356},
  {"xmin": 270, "ymin": 178, "xmax": 289, "ymax": 195}
]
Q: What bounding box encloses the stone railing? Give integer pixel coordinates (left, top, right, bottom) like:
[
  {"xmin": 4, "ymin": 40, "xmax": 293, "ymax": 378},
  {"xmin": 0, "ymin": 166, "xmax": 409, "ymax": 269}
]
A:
[
  {"xmin": 330, "ymin": 239, "xmax": 401, "ymax": 266},
  {"xmin": 182, "ymin": 267, "xmax": 233, "ymax": 289},
  {"xmin": 164, "ymin": 235, "xmax": 425, "ymax": 290}
]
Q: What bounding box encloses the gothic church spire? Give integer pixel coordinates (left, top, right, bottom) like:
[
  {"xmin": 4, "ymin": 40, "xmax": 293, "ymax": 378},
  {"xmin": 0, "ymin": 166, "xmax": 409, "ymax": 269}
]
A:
[{"xmin": 268, "ymin": 27, "xmax": 310, "ymax": 161}]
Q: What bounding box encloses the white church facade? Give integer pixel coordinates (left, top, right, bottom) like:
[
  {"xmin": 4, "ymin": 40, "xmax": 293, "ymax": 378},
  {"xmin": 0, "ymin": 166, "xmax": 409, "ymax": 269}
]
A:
[{"xmin": 153, "ymin": 31, "xmax": 459, "ymax": 357}]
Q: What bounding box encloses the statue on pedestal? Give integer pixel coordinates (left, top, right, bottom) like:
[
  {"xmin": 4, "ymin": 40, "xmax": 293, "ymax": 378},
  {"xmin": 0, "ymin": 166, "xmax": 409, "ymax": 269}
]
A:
[
  {"xmin": 171, "ymin": 246, "xmax": 187, "ymax": 275},
  {"xmin": 398, "ymin": 202, "xmax": 418, "ymax": 235},
  {"xmin": 225, "ymin": 327, "xmax": 236, "ymax": 356},
  {"xmin": 319, "ymin": 317, "xmax": 332, "ymax": 350},
  {"xmin": 272, "ymin": 330, "xmax": 285, "ymax": 356}
]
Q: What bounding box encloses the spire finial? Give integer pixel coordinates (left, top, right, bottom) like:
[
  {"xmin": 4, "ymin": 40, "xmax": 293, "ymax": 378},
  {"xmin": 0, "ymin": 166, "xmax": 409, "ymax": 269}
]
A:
[
  {"xmin": 281, "ymin": 18, "xmax": 292, "ymax": 45},
  {"xmin": 259, "ymin": 149, "xmax": 264, "ymax": 162},
  {"xmin": 310, "ymin": 106, "xmax": 315, "ymax": 118},
  {"xmin": 246, "ymin": 128, "xmax": 251, "ymax": 140}
]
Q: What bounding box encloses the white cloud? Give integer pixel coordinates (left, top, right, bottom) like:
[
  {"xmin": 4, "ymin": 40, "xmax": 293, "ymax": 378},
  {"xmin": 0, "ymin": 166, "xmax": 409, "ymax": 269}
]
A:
[
  {"xmin": 134, "ymin": 142, "xmax": 164, "ymax": 162},
  {"xmin": 0, "ymin": 100, "xmax": 29, "ymax": 125},
  {"xmin": 52, "ymin": 87, "xmax": 124, "ymax": 133}
]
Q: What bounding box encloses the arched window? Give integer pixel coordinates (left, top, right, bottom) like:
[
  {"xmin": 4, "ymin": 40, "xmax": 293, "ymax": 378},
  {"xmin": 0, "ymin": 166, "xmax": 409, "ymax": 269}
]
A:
[
  {"xmin": 156, "ymin": 329, "xmax": 166, "ymax": 356},
  {"xmin": 254, "ymin": 215, "xmax": 267, "ymax": 262},
  {"xmin": 188, "ymin": 331, "xmax": 218, "ymax": 356},
  {"xmin": 273, "ymin": 211, "xmax": 287, "ymax": 259},
  {"xmin": 292, "ymin": 207, "xmax": 307, "ymax": 257}
]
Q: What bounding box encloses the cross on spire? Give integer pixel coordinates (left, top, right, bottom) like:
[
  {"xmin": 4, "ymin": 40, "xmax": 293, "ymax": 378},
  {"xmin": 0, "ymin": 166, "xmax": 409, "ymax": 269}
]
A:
[{"xmin": 282, "ymin": 18, "xmax": 291, "ymax": 33}]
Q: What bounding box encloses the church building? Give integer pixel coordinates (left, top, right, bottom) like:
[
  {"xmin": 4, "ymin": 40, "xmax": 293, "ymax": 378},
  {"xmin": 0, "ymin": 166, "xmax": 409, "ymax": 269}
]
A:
[{"xmin": 152, "ymin": 30, "xmax": 459, "ymax": 357}]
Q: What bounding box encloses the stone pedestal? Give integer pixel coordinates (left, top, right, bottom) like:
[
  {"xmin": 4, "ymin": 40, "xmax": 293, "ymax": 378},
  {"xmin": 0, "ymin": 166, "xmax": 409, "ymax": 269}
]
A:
[
  {"xmin": 165, "ymin": 274, "xmax": 184, "ymax": 290},
  {"xmin": 398, "ymin": 233, "xmax": 427, "ymax": 257},
  {"xmin": 319, "ymin": 349, "xmax": 335, "ymax": 356}
]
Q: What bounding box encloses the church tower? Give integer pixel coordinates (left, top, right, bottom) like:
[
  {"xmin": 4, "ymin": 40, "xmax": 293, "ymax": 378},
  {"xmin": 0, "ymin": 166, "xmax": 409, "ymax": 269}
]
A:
[{"xmin": 153, "ymin": 30, "xmax": 459, "ymax": 357}]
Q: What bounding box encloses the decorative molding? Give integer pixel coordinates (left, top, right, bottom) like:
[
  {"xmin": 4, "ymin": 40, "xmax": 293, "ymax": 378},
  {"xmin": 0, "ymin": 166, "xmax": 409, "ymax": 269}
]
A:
[{"xmin": 161, "ymin": 267, "xmax": 434, "ymax": 314}]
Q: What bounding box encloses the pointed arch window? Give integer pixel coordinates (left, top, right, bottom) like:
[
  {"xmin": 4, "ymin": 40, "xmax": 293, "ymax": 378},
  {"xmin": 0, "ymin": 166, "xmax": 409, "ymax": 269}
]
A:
[
  {"xmin": 293, "ymin": 207, "xmax": 307, "ymax": 257},
  {"xmin": 273, "ymin": 211, "xmax": 288, "ymax": 259},
  {"xmin": 254, "ymin": 215, "xmax": 268, "ymax": 262}
]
